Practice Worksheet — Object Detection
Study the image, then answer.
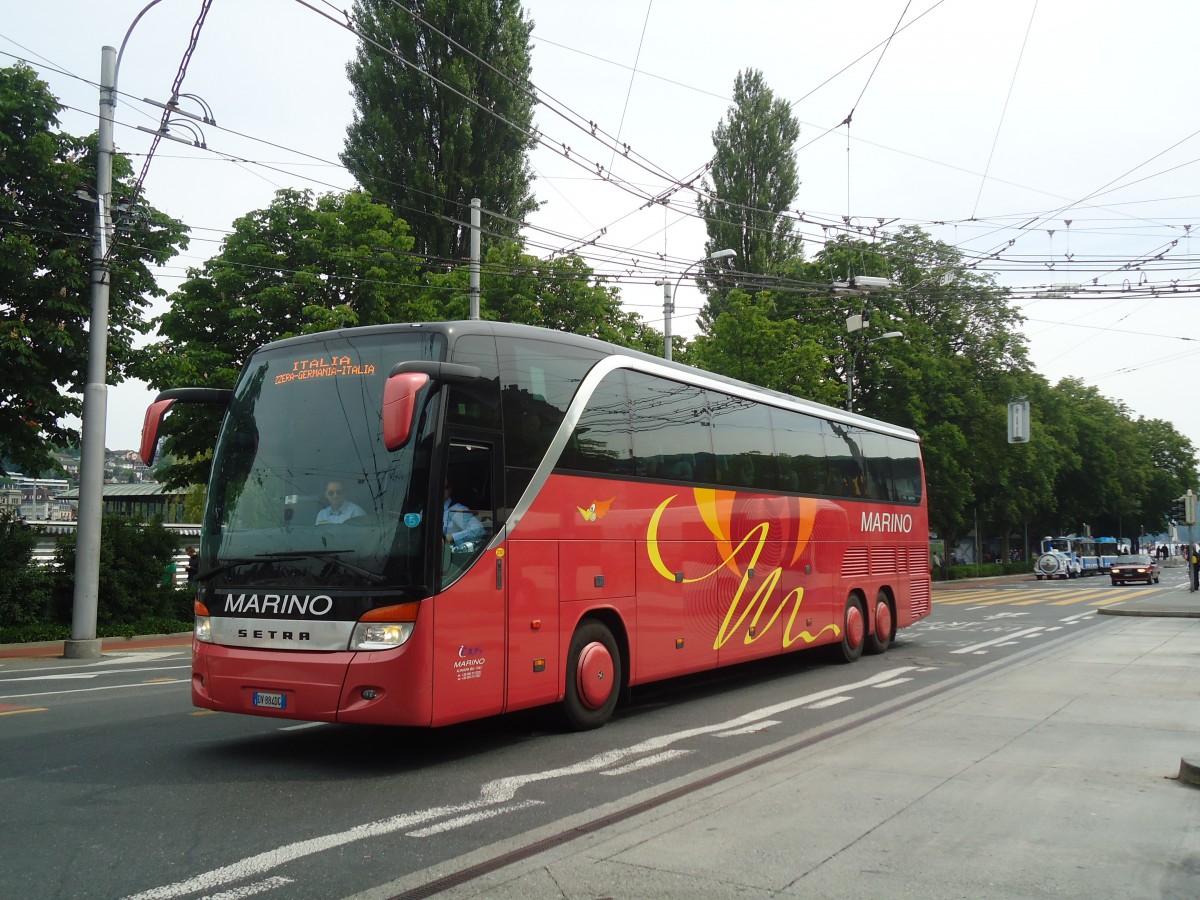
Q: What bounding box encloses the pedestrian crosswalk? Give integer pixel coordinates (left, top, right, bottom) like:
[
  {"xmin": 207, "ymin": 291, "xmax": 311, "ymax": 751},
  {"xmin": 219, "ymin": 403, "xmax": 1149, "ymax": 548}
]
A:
[{"xmin": 933, "ymin": 585, "xmax": 1162, "ymax": 608}]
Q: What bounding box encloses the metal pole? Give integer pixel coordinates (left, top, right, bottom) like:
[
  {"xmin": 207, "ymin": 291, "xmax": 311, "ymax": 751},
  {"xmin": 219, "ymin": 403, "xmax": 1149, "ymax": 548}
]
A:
[
  {"xmin": 846, "ymin": 350, "xmax": 856, "ymax": 411},
  {"xmin": 468, "ymin": 197, "xmax": 481, "ymax": 320},
  {"xmin": 662, "ymin": 280, "xmax": 673, "ymax": 361},
  {"xmin": 66, "ymin": 45, "xmax": 116, "ymax": 660}
]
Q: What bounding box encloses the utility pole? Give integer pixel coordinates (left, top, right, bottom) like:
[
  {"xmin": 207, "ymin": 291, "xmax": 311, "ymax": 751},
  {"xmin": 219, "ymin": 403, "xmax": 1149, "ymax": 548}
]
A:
[
  {"xmin": 662, "ymin": 279, "xmax": 674, "ymax": 361},
  {"xmin": 469, "ymin": 198, "xmax": 481, "ymax": 320},
  {"xmin": 65, "ymin": 45, "xmax": 116, "ymax": 660}
]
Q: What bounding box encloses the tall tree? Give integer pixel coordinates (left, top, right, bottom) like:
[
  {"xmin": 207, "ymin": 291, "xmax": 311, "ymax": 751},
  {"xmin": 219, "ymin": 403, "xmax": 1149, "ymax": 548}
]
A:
[
  {"xmin": 0, "ymin": 64, "xmax": 187, "ymax": 475},
  {"xmin": 697, "ymin": 68, "xmax": 802, "ymax": 323},
  {"xmin": 342, "ymin": 0, "xmax": 538, "ymax": 264}
]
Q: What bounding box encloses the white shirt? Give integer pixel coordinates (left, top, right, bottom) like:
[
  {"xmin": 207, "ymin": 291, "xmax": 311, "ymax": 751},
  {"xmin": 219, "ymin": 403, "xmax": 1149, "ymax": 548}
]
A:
[{"xmin": 316, "ymin": 500, "xmax": 366, "ymax": 525}]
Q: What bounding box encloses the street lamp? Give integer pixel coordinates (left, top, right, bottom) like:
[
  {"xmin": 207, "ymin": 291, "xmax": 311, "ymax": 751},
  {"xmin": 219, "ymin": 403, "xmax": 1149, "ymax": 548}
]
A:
[
  {"xmin": 659, "ymin": 248, "xmax": 736, "ymax": 361},
  {"xmin": 846, "ymin": 330, "xmax": 902, "ymax": 412}
]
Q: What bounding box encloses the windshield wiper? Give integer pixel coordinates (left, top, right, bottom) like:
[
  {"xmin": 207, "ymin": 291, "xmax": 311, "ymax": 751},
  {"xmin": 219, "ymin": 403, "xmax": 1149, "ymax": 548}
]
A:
[{"xmin": 196, "ymin": 556, "xmax": 269, "ymax": 583}]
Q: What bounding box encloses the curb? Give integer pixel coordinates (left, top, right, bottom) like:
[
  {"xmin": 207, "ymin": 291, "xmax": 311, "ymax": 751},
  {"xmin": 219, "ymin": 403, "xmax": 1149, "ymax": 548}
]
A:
[
  {"xmin": 0, "ymin": 632, "xmax": 191, "ymax": 659},
  {"xmin": 1179, "ymin": 756, "xmax": 1200, "ymax": 788}
]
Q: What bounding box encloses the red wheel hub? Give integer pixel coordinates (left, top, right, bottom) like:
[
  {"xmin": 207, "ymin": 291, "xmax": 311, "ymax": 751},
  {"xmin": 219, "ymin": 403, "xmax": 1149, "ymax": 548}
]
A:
[
  {"xmin": 845, "ymin": 604, "xmax": 865, "ymax": 648},
  {"xmin": 875, "ymin": 600, "xmax": 892, "ymax": 643},
  {"xmin": 576, "ymin": 641, "xmax": 615, "ymax": 709}
]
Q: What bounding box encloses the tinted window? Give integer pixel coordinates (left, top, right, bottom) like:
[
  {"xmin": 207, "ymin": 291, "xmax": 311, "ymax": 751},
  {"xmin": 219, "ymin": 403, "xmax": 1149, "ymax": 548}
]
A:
[
  {"xmin": 499, "ymin": 337, "xmax": 603, "ymax": 500},
  {"xmin": 771, "ymin": 408, "xmax": 830, "ymax": 494},
  {"xmin": 447, "ymin": 334, "xmax": 501, "ymax": 429},
  {"xmin": 825, "ymin": 424, "xmax": 866, "ymax": 498},
  {"xmin": 561, "ymin": 368, "xmax": 633, "ymax": 476},
  {"xmin": 859, "ymin": 430, "xmax": 894, "ymax": 501},
  {"xmin": 628, "ymin": 372, "xmax": 714, "ymax": 483},
  {"xmin": 709, "ymin": 393, "xmax": 776, "ymax": 490},
  {"xmin": 890, "ymin": 436, "xmax": 923, "ymax": 503}
]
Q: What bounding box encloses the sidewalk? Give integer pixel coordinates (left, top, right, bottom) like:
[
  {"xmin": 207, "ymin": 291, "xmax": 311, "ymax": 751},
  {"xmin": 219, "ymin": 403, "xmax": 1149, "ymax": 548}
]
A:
[
  {"xmin": 363, "ymin": 613, "xmax": 1200, "ymax": 899},
  {"xmin": 0, "ymin": 632, "xmax": 190, "ymax": 660}
]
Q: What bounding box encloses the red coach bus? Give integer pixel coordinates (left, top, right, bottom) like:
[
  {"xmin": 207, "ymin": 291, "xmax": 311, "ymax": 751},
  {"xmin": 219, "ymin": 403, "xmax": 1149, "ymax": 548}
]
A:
[{"xmin": 142, "ymin": 320, "xmax": 930, "ymax": 730}]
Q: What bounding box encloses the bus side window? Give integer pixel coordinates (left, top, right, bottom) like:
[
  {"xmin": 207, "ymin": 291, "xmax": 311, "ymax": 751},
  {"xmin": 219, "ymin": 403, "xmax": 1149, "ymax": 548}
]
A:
[
  {"xmin": 442, "ymin": 441, "xmax": 494, "ymax": 583},
  {"xmin": 628, "ymin": 373, "xmax": 713, "ymax": 485},
  {"xmin": 562, "ymin": 369, "xmax": 632, "ymax": 477}
]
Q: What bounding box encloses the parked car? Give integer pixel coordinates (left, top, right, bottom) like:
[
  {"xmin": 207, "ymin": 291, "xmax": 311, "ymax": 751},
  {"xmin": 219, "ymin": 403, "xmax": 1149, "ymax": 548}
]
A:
[{"xmin": 1110, "ymin": 554, "xmax": 1159, "ymax": 585}]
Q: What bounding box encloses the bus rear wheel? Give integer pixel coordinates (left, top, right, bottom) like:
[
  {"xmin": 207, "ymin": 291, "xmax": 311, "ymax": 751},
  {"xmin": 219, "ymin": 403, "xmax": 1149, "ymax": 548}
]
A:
[
  {"xmin": 562, "ymin": 619, "xmax": 621, "ymax": 731},
  {"xmin": 865, "ymin": 590, "xmax": 894, "ymax": 655},
  {"xmin": 836, "ymin": 595, "xmax": 866, "ymax": 664}
]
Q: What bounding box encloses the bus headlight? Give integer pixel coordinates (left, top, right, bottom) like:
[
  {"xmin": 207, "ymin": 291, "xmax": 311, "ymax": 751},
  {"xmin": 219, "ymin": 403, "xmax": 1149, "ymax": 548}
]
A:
[
  {"xmin": 194, "ymin": 600, "xmax": 212, "ymax": 643},
  {"xmin": 349, "ymin": 602, "xmax": 420, "ymax": 651},
  {"xmin": 350, "ymin": 621, "xmax": 415, "ymax": 650}
]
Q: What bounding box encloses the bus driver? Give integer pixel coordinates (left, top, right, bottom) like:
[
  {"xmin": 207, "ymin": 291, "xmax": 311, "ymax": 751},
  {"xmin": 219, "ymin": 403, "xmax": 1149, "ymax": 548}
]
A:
[
  {"xmin": 442, "ymin": 484, "xmax": 485, "ymax": 549},
  {"xmin": 316, "ymin": 480, "xmax": 365, "ymax": 525}
]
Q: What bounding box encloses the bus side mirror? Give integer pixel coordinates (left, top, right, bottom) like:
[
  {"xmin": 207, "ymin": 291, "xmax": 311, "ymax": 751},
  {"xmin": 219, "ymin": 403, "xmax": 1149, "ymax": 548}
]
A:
[
  {"xmin": 140, "ymin": 398, "xmax": 176, "ymax": 465},
  {"xmin": 383, "ymin": 372, "xmax": 430, "ymax": 451}
]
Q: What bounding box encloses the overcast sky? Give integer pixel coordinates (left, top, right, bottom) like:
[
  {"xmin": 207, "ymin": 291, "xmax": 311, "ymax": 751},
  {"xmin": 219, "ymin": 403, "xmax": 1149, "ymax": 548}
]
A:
[{"xmin": 4, "ymin": 0, "xmax": 1199, "ymax": 459}]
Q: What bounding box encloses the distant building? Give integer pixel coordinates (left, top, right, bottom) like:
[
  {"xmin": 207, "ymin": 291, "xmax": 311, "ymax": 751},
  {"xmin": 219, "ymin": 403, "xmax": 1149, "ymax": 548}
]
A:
[
  {"xmin": 1, "ymin": 484, "xmax": 23, "ymax": 515},
  {"xmin": 55, "ymin": 482, "xmax": 190, "ymax": 524},
  {"xmin": 8, "ymin": 476, "xmax": 74, "ymax": 521}
]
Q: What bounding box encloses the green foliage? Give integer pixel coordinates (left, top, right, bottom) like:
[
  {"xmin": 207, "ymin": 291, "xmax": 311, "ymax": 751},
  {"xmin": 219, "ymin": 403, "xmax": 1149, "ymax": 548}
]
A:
[
  {"xmin": 943, "ymin": 561, "xmax": 1033, "ymax": 581},
  {"xmin": 342, "ymin": 0, "xmax": 538, "ymax": 262},
  {"xmin": 420, "ymin": 242, "xmax": 663, "ymax": 352},
  {"xmin": 0, "ymin": 63, "xmax": 188, "ymax": 475},
  {"xmin": 47, "ymin": 516, "xmax": 187, "ymax": 627},
  {"xmin": 141, "ymin": 188, "xmax": 428, "ymax": 487},
  {"xmin": 0, "ymin": 618, "xmax": 192, "ymax": 645},
  {"xmin": 698, "ymin": 68, "xmax": 802, "ymax": 323},
  {"xmin": 684, "ymin": 289, "xmax": 841, "ymax": 406},
  {"xmin": 0, "ymin": 511, "xmax": 51, "ymax": 627},
  {"xmin": 183, "ymin": 484, "xmax": 207, "ymax": 523}
]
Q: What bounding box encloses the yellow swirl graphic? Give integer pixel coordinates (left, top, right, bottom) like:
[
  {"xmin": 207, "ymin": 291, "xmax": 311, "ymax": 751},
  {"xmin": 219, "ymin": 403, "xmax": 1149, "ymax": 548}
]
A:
[{"xmin": 646, "ymin": 489, "xmax": 835, "ymax": 650}]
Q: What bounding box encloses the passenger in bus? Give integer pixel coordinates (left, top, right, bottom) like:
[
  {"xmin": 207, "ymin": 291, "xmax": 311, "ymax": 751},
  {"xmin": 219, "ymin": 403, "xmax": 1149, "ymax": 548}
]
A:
[
  {"xmin": 315, "ymin": 480, "xmax": 366, "ymax": 525},
  {"xmin": 660, "ymin": 454, "xmax": 694, "ymax": 481},
  {"xmin": 443, "ymin": 484, "xmax": 486, "ymax": 549},
  {"xmin": 724, "ymin": 455, "xmax": 757, "ymax": 487}
]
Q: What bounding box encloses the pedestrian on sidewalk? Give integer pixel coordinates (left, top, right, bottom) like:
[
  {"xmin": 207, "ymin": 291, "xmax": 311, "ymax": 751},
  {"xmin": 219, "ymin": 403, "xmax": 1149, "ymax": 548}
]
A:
[{"xmin": 1191, "ymin": 544, "xmax": 1200, "ymax": 593}]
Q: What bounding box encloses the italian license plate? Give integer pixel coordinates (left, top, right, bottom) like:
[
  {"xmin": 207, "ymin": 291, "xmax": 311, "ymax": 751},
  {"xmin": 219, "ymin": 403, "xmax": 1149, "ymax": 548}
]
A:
[{"xmin": 253, "ymin": 691, "xmax": 287, "ymax": 710}]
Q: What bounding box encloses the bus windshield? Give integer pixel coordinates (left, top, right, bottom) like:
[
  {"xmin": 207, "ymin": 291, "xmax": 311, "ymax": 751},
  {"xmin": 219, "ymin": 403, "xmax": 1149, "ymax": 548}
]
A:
[{"xmin": 201, "ymin": 330, "xmax": 445, "ymax": 593}]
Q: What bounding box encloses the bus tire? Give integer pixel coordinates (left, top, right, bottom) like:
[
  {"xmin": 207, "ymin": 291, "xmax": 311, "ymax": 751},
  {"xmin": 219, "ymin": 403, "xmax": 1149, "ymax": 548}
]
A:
[
  {"xmin": 562, "ymin": 619, "xmax": 621, "ymax": 731},
  {"xmin": 836, "ymin": 595, "xmax": 866, "ymax": 664},
  {"xmin": 865, "ymin": 590, "xmax": 894, "ymax": 655}
]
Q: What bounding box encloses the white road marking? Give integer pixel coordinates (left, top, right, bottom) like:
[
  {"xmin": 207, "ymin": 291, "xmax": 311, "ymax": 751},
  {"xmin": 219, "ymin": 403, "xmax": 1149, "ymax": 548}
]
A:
[
  {"xmin": 406, "ymin": 800, "xmax": 543, "ymax": 838},
  {"xmin": 804, "ymin": 696, "xmax": 853, "ymax": 710},
  {"xmin": 202, "ymin": 876, "xmax": 293, "ymax": 899},
  {"xmin": 1, "ymin": 664, "xmax": 189, "ymax": 681},
  {"xmin": 950, "ymin": 626, "xmax": 1045, "ymax": 655},
  {"xmin": 716, "ymin": 720, "xmax": 783, "ymax": 736},
  {"xmin": 602, "ymin": 749, "xmax": 693, "ymax": 773},
  {"xmin": 124, "ymin": 666, "xmax": 919, "ymax": 900},
  {"xmin": 0, "ymin": 679, "xmax": 189, "ymax": 701},
  {"xmin": 1060, "ymin": 611, "xmax": 1094, "ymax": 623}
]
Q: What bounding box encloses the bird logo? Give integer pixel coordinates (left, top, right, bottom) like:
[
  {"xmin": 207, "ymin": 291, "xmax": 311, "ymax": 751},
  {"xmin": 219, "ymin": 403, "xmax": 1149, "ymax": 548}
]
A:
[{"xmin": 577, "ymin": 497, "xmax": 615, "ymax": 522}]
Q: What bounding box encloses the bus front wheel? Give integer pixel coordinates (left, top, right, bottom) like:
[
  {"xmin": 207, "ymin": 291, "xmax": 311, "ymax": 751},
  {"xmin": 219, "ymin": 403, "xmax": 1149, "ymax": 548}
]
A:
[
  {"xmin": 865, "ymin": 590, "xmax": 894, "ymax": 655},
  {"xmin": 562, "ymin": 619, "xmax": 622, "ymax": 730},
  {"xmin": 836, "ymin": 596, "xmax": 866, "ymax": 664}
]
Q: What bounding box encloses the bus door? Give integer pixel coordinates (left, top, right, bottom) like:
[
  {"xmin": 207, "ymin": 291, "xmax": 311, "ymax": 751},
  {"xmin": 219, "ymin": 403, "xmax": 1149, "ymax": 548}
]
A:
[{"xmin": 429, "ymin": 439, "xmax": 506, "ymax": 725}]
